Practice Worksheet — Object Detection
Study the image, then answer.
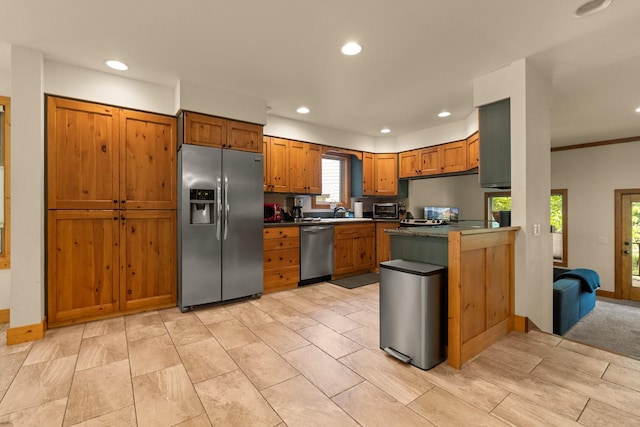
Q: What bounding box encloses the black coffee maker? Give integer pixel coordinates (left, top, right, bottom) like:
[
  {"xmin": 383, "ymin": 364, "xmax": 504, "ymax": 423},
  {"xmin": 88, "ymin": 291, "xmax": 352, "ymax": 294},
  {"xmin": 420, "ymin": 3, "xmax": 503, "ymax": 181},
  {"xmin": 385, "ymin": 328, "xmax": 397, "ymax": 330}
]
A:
[{"xmin": 290, "ymin": 196, "xmax": 304, "ymax": 221}]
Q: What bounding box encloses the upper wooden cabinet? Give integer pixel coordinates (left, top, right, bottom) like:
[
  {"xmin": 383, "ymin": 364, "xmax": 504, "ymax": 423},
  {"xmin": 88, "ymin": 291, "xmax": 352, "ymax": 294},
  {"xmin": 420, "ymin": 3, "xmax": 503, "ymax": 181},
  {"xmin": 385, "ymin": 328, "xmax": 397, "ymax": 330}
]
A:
[
  {"xmin": 373, "ymin": 153, "xmax": 398, "ymax": 196},
  {"xmin": 440, "ymin": 140, "xmax": 467, "ymax": 174},
  {"xmin": 47, "ymin": 97, "xmax": 121, "ymax": 210},
  {"xmin": 466, "ymin": 132, "xmax": 479, "ymax": 170},
  {"xmin": 120, "ymin": 109, "xmax": 177, "ymax": 210},
  {"xmin": 228, "ymin": 120, "xmax": 263, "ymax": 153},
  {"xmin": 264, "ymin": 137, "xmax": 290, "ymax": 193},
  {"xmin": 362, "ymin": 152, "xmax": 375, "ymax": 195},
  {"xmin": 399, "ymin": 138, "xmax": 473, "ymax": 179},
  {"xmin": 183, "ymin": 111, "xmax": 263, "ymax": 153},
  {"xmin": 289, "ymin": 141, "xmax": 322, "ymax": 194},
  {"xmin": 47, "ymin": 97, "xmax": 177, "ymax": 210}
]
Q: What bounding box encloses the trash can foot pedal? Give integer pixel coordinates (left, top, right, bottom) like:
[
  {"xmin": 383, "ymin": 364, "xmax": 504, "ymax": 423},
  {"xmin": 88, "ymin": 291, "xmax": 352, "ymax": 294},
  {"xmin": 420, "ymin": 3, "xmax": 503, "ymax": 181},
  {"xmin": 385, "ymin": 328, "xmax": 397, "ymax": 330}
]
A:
[{"xmin": 383, "ymin": 347, "xmax": 412, "ymax": 364}]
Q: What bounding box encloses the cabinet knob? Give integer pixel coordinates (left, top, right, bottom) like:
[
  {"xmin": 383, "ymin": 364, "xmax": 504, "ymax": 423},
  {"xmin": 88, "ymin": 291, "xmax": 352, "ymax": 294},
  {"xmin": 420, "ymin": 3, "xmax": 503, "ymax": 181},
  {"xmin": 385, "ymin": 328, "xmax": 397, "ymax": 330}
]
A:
[
  {"xmin": 121, "ymin": 215, "xmax": 125, "ymax": 220},
  {"xmin": 113, "ymin": 199, "xmax": 118, "ymax": 204},
  {"xmin": 121, "ymin": 200, "xmax": 126, "ymax": 204},
  {"xmin": 113, "ymin": 216, "xmax": 118, "ymax": 221}
]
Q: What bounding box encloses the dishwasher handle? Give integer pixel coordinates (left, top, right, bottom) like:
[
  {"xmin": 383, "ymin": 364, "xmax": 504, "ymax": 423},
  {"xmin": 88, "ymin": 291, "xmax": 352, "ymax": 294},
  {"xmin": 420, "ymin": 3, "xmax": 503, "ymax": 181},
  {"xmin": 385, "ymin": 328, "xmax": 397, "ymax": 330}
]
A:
[{"xmin": 301, "ymin": 226, "xmax": 333, "ymax": 233}]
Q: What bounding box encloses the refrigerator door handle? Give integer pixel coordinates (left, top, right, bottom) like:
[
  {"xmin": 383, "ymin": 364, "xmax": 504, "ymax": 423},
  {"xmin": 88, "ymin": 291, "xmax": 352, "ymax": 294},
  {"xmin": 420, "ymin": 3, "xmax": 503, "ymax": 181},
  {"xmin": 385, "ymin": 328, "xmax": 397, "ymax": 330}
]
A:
[
  {"xmin": 216, "ymin": 176, "xmax": 222, "ymax": 240},
  {"xmin": 223, "ymin": 174, "xmax": 229, "ymax": 240}
]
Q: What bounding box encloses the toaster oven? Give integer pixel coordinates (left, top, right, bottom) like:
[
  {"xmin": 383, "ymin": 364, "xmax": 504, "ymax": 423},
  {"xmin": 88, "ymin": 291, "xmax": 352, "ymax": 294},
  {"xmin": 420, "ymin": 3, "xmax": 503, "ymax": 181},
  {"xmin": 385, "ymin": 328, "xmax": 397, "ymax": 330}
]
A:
[{"xmin": 373, "ymin": 203, "xmax": 399, "ymax": 219}]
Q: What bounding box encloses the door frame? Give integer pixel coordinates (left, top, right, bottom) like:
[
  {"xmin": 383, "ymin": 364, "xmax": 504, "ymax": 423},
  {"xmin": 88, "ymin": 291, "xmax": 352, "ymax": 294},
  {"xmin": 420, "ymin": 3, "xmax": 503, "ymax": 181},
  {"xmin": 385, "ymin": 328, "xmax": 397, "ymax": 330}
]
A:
[{"xmin": 614, "ymin": 188, "xmax": 640, "ymax": 299}]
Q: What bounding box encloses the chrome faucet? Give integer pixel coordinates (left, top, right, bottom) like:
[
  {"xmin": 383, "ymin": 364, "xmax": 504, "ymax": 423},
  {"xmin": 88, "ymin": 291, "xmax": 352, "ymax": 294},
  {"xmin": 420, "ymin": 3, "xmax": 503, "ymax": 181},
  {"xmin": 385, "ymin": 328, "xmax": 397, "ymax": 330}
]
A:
[{"xmin": 333, "ymin": 206, "xmax": 347, "ymax": 218}]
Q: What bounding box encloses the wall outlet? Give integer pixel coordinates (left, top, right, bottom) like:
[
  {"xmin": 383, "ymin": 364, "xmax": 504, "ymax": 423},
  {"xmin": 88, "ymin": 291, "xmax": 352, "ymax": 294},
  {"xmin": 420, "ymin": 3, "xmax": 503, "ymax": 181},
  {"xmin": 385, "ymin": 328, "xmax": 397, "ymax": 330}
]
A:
[{"xmin": 533, "ymin": 223, "xmax": 541, "ymax": 236}]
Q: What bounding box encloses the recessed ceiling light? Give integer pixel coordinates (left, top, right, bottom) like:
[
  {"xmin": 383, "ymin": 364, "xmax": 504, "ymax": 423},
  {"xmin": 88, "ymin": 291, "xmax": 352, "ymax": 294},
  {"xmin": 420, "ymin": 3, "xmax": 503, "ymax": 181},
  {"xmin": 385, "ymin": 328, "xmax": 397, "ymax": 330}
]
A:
[
  {"xmin": 635, "ymin": 107, "xmax": 640, "ymax": 113},
  {"xmin": 105, "ymin": 60, "xmax": 128, "ymax": 71},
  {"xmin": 296, "ymin": 106, "xmax": 310, "ymax": 114},
  {"xmin": 574, "ymin": 0, "xmax": 613, "ymax": 17},
  {"xmin": 380, "ymin": 128, "xmax": 391, "ymax": 134},
  {"xmin": 341, "ymin": 42, "xmax": 362, "ymax": 56},
  {"xmin": 437, "ymin": 111, "xmax": 451, "ymax": 118}
]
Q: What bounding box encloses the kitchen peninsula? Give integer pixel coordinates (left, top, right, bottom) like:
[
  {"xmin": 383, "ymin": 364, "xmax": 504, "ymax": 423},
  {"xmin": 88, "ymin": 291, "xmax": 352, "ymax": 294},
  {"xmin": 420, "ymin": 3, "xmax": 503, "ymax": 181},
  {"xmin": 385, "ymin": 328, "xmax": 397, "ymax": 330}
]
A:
[{"xmin": 386, "ymin": 223, "xmax": 520, "ymax": 369}]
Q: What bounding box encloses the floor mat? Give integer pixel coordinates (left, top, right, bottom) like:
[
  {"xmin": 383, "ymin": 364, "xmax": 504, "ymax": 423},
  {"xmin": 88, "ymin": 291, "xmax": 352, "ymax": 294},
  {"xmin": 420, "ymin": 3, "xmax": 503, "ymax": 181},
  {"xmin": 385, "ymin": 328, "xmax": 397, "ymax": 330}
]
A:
[{"xmin": 329, "ymin": 273, "xmax": 379, "ymax": 289}]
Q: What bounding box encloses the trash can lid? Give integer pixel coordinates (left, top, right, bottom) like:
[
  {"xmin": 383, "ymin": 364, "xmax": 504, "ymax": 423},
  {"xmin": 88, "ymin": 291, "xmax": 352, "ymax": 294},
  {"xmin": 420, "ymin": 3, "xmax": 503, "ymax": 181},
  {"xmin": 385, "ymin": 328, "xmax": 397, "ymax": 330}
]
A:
[{"xmin": 379, "ymin": 259, "xmax": 445, "ymax": 276}]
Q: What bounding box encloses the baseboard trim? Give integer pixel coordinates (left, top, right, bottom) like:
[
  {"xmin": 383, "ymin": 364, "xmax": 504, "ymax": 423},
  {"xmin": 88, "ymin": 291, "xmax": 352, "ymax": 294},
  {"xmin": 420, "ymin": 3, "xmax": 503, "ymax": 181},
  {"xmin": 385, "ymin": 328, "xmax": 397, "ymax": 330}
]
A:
[
  {"xmin": 0, "ymin": 308, "xmax": 9, "ymax": 323},
  {"xmin": 596, "ymin": 289, "xmax": 616, "ymax": 298},
  {"xmin": 6, "ymin": 317, "xmax": 47, "ymax": 345},
  {"xmin": 514, "ymin": 315, "xmax": 529, "ymax": 333}
]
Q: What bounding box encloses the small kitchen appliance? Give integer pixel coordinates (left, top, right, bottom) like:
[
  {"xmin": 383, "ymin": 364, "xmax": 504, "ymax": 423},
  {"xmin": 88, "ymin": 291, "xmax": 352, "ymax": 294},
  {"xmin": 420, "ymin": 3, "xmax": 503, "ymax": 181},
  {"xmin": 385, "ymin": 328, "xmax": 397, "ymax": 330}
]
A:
[
  {"xmin": 373, "ymin": 202, "xmax": 399, "ymax": 219},
  {"xmin": 290, "ymin": 196, "xmax": 304, "ymax": 221},
  {"xmin": 263, "ymin": 203, "xmax": 282, "ymax": 223}
]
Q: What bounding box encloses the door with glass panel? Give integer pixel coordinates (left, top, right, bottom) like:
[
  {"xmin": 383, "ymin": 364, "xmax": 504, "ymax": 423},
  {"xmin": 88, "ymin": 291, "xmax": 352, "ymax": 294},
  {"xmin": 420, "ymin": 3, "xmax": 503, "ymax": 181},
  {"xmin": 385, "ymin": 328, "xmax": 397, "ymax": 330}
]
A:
[{"xmin": 617, "ymin": 191, "xmax": 640, "ymax": 301}]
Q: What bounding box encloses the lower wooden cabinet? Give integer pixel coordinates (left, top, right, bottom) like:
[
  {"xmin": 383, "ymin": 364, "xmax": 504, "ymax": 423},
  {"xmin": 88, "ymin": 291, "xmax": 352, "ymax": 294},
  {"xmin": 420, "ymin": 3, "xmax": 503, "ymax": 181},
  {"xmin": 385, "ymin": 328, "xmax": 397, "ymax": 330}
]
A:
[
  {"xmin": 375, "ymin": 221, "xmax": 400, "ymax": 271},
  {"xmin": 263, "ymin": 226, "xmax": 300, "ymax": 293},
  {"xmin": 47, "ymin": 209, "xmax": 176, "ymax": 327},
  {"xmin": 333, "ymin": 223, "xmax": 375, "ymax": 277}
]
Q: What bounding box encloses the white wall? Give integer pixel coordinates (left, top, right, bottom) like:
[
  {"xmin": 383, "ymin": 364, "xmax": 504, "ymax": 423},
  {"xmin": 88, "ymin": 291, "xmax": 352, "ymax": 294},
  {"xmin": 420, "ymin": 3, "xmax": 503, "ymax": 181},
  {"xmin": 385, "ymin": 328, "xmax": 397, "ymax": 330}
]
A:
[
  {"xmin": 552, "ymin": 140, "xmax": 640, "ymax": 292},
  {"xmin": 264, "ymin": 115, "xmax": 376, "ymax": 152},
  {"xmin": 45, "ymin": 61, "xmax": 175, "ymax": 115},
  {"xmin": 395, "ymin": 118, "xmax": 475, "ymax": 152}
]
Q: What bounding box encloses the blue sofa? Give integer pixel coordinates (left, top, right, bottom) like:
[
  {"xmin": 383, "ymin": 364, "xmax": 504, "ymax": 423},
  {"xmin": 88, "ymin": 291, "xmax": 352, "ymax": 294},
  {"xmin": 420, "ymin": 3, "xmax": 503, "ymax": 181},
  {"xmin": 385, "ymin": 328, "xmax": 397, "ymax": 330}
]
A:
[{"xmin": 553, "ymin": 268, "xmax": 600, "ymax": 335}]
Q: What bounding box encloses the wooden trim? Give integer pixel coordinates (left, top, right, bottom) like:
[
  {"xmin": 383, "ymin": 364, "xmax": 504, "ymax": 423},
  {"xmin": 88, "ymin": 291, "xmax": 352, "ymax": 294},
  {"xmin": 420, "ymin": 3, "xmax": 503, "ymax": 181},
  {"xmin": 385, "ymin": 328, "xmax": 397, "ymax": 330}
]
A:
[
  {"xmin": 0, "ymin": 308, "xmax": 9, "ymax": 323},
  {"xmin": 551, "ymin": 135, "xmax": 640, "ymax": 152},
  {"xmin": 322, "ymin": 146, "xmax": 362, "ymax": 160},
  {"xmin": 0, "ymin": 96, "xmax": 10, "ymax": 269},
  {"xmin": 614, "ymin": 189, "xmax": 640, "ymax": 299},
  {"xmin": 552, "ymin": 189, "xmax": 568, "ymax": 267},
  {"xmin": 6, "ymin": 317, "xmax": 47, "ymax": 345},
  {"xmin": 596, "ymin": 289, "xmax": 616, "ymax": 298},
  {"xmin": 514, "ymin": 315, "xmax": 529, "ymax": 332}
]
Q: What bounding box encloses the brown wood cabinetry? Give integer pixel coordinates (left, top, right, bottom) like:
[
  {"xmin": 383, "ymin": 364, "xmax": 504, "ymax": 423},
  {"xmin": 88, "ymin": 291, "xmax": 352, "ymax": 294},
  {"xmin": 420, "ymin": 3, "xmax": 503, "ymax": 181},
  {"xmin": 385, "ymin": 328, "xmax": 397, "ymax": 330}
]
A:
[
  {"xmin": 119, "ymin": 210, "xmax": 177, "ymax": 311},
  {"xmin": 362, "ymin": 152, "xmax": 375, "ymax": 195},
  {"xmin": 47, "ymin": 210, "xmax": 120, "ymax": 325},
  {"xmin": 399, "ymin": 139, "xmax": 471, "ymax": 178},
  {"xmin": 184, "ymin": 111, "xmax": 262, "ymax": 153},
  {"xmin": 440, "ymin": 140, "xmax": 467, "ymax": 174},
  {"xmin": 289, "ymin": 141, "xmax": 322, "ymax": 194},
  {"xmin": 263, "ymin": 226, "xmax": 300, "ymax": 293},
  {"xmin": 375, "ymin": 221, "xmax": 400, "ymax": 271},
  {"xmin": 333, "ymin": 223, "xmax": 375, "ymax": 277},
  {"xmin": 263, "ymin": 137, "xmax": 290, "ymax": 192},
  {"xmin": 466, "ymin": 131, "xmax": 479, "ymax": 170},
  {"xmin": 360, "ymin": 152, "xmax": 398, "ymax": 196},
  {"xmin": 47, "ymin": 96, "xmax": 177, "ymax": 327}
]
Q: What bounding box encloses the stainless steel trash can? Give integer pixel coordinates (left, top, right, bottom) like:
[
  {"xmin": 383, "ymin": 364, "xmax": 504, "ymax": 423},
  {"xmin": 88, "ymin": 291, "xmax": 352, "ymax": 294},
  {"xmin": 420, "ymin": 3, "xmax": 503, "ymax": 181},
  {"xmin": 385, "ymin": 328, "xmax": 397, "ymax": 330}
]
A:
[{"xmin": 379, "ymin": 259, "xmax": 446, "ymax": 370}]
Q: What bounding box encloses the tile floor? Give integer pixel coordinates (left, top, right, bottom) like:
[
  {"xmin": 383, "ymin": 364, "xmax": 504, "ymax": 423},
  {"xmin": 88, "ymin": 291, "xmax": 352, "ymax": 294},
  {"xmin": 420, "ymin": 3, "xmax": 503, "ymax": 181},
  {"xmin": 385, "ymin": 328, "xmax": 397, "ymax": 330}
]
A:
[{"xmin": 1, "ymin": 282, "xmax": 640, "ymax": 426}]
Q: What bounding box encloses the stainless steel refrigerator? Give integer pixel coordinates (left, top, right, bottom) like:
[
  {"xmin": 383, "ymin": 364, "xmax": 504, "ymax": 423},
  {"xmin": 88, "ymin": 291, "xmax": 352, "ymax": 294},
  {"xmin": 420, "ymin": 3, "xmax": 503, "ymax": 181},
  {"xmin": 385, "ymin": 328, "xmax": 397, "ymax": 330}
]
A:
[{"xmin": 178, "ymin": 144, "xmax": 264, "ymax": 311}]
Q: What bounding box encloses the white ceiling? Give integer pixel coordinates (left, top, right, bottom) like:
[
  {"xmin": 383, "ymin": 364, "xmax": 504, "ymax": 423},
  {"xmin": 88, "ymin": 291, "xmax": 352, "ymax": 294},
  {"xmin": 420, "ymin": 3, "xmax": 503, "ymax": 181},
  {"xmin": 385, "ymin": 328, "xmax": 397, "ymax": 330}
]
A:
[{"xmin": 1, "ymin": 0, "xmax": 639, "ymax": 147}]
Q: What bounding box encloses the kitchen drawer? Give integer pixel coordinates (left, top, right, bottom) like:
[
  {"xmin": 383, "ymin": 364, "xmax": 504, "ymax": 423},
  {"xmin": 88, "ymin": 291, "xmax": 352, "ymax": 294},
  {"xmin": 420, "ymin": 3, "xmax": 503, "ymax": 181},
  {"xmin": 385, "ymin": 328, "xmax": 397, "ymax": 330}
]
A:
[
  {"xmin": 264, "ymin": 266, "xmax": 300, "ymax": 288},
  {"xmin": 264, "ymin": 237, "xmax": 299, "ymax": 251},
  {"xmin": 334, "ymin": 224, "xmax": 375, "ymax": 239},
  {"xmin": 264, "ymin": 248, "xmax": 299, "ymax": 269},
  {"xmin": 264, "ymin": 226, "xmax": 300, "ymax": 239}
]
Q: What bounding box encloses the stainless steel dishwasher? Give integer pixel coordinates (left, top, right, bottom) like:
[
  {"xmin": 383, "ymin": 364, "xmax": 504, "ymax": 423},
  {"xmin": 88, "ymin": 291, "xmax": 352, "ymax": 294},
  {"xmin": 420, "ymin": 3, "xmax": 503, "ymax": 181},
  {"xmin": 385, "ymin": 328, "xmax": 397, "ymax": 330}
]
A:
[{"xmin": 300, "ymin": 225, "xmax": 334, "ymax": 285}]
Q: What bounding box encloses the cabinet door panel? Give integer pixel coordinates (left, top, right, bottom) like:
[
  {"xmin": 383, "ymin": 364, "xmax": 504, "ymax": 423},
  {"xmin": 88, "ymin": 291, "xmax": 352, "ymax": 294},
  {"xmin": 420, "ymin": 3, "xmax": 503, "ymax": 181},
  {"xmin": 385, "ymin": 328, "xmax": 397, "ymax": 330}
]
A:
[
  {"xmin": 288, "ymin": 141, "xmax": 306, "ymax": 194},
  {"xmin": 306, "ymin": 143, "xmax": 322, "ymax": 194},
  {"xmin": 267, "ymin": 138, "xmax": 290, "ymax": 193},
  {"xmin": 441, "ymin": 141, "xmax": 467, "ymax": 173},
  {"xmin": 374, "ymin": 154, "xmax": 398, "ymax": 195},
  {"xmin": 466, "ymin": 132, "xmax": 479, "ymax": 170},
  {"xmin": 362, "ymin": 152, "xmax": 375, "ymax": 196},
  {"xmin": 120, "ymin": 110, "xmax": 176, "ymax": 209},
  {"xmin": 47, "ymin": 210, "xmax": 119, "ymax": 326},
  {"xmin": 120, "ymin": 210, "xmax": 176, "ymax": 311},
  {"xmin": 184, "ymin": 112, "xmax": 226, "ymax": 148},
  {"xmin": 47, "ymin": 97, "xmax": 120, "ymax": 209},
  {"xmin": 227, "ymin": 120, "xmax": 263, "ymax": 153},
  {"xmin": 399, "ymin": 150, "xmax": 420, "ymax": 178},
  {"xmin": 420, "ymin": 147, "xmax": 441, "ymax": 175}
]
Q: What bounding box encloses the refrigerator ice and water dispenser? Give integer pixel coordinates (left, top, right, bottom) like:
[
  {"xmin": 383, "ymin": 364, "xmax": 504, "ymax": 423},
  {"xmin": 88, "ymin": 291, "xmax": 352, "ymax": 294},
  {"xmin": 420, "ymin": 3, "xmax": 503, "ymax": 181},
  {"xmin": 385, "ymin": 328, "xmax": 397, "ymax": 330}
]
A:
[{"xmin": 189, "ymin": 188, "xmax": 215, "ymax": 224}]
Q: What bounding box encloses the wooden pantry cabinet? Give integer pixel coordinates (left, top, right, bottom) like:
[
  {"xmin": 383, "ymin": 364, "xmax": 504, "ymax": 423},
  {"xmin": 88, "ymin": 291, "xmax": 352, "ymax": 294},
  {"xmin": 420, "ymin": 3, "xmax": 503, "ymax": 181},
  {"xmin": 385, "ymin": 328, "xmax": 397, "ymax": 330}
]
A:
[
  {"xmin": 333, "ymin": 223, "xmax": 375, "ymax": 277},
  {"xmin": 46, "ymin": 96, "xmax": 177, "ymax": 327},
  {"xmin": 183, "ymin": 111, "xmax": 263, "ymax": 153},
  {"xmin": 263, "ymin": 136, "xmax": 290, "ymax": 192},
  {"xmin": 263, "ymin": 226, "xmax": 300, "ymax": 293}
]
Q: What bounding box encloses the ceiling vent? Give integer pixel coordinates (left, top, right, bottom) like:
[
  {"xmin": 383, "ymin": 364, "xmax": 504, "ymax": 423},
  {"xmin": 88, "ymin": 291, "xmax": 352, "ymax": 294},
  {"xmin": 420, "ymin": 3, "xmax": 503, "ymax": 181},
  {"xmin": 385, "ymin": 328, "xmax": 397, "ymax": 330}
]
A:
[{"xmin": 574, "ymin": 0, "xmax": 613, "ymax": 17}]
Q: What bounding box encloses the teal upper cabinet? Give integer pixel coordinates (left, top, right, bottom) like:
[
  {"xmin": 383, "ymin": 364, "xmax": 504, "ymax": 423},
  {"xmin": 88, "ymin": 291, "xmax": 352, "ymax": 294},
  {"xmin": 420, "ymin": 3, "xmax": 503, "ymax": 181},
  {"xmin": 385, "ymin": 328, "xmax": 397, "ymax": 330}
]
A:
[{"xmin": 479, "ymin": 98, "xmax": 510, "ymax": 189}]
